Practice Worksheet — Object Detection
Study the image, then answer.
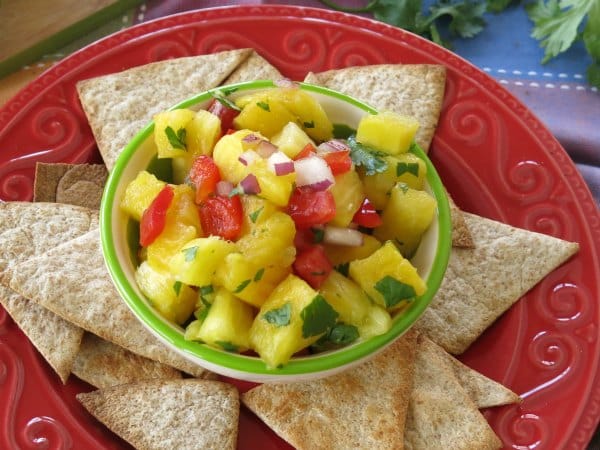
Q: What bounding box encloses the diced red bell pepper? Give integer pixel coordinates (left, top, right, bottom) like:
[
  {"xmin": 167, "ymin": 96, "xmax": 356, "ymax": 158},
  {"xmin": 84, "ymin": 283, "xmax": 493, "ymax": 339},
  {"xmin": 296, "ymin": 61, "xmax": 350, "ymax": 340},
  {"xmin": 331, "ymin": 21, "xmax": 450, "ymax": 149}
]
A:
[
  {"xmin": 294, "ymin": 143, "xmax": 317, "ymax": 160},
  {"xmin": 139, "ymin": 185, "xmax": 174, "ymax": 247},
  {"xmin": 294, "ymin": 227, "xmax": 324, "ymax": 251},
  {"xmin": 198, "ymin": 194, "xmax": 243, "ymax": 241},
  {"xmin": 287, "ymin": 187, "xmax": 336, "ymax": 229},
  {"xmin": 189, "ymin": 155, "xmax": 221, "ymax": 203},
  {"xmin": 352, "ymin": 198, "xmax": 383, "ymax": 228},
  {"xmin": 207, "ymin": 98, "xmax": 240, "ymax": 134},
  {"xmin": 293, "ymin": 245, "xmax": 333, "ymax": 289},
  {"xmin": 322, "ymin": 150, "xmax": 352, "ymax": 175}
]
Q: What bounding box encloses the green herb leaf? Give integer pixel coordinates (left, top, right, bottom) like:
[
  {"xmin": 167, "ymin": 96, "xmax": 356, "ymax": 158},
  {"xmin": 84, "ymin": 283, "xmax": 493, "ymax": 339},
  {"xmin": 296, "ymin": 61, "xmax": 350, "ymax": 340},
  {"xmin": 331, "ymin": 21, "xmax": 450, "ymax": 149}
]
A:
[
  {"xmin": 257, "ymin": 101, "xmax": 270, "ymax": 112},
  {"xmin": 211, "ymin": 89, "xmax": 241, "ymax": 111},
  {"xmin": 328, "ymin": 323, "xmax": 360, "ymax": 345},
  {"xmin": 332, "ymin": 123, "xmax": 356, "ymax": 139},
  {"xmin": 182, "ymin": 246, "xmax": 198, "ymax": 262},
  {"xmin": 335, "ymin": 262, "xmax": 350, "ymax": 277},
  {"xmin": 303, "ymin": 120, "xmax": 315, "ymax": 128},
  {"xmin": 263, "ymin": 302, "xmax": 292, "ymax": 327},
  {"xmin": 254, "ymin": 268, "xmax": 265, "ymax": 282},
  {"xmin": 173, "ymin": 281, "xmax": 182, "ymax": 296},
  {"xmin": 374, "ymin": 275, "xmax": 417, "ymax": 308},
  {"xmin": 228, "ymin": 186, "xmax": 244, "ymax": 197},
  {"xmin": 200, "ymin": 285, "xmax": 214, "ymax": 296},
  {"xmin": 300, "ymin": 294, "xmax": 339, "ymax": 338},
  {"xmin": 396, "ymin": 161, "xmax": 420, "ymax": 177},
  {"xmin": 311, "ymin": 227, "xmax": 325, "ymax": 243},
  {"xmin": 346, "ymin": 135, "xmax": 388, "ymax": 176},
  {"xmin": 165, "ymin": 126, "xmax": 187, "ymax": 151},
  {"xmin": 215, "ymin": 341, "xmax": 239, "ymax": 352},
  {"xmin": 234, "ymin": 279, "xmax": 251, "ymax": 293},
  {"xmin": 249, "ymin": 206, "xmax": 264, "ymax": 223}
]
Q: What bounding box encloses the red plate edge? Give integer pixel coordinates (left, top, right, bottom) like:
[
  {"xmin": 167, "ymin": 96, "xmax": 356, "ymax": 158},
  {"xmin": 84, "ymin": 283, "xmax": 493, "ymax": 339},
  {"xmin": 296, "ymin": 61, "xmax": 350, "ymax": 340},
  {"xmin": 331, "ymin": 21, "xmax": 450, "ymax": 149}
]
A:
[{"xmin": 0, "ymin": 5, "xmax": 598, "ymax": 449}]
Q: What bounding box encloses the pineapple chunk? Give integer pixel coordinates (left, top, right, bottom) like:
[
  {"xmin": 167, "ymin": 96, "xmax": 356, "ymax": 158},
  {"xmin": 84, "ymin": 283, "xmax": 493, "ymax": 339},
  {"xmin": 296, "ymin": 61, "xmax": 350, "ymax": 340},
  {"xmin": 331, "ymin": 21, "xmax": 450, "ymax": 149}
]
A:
[
  {"xmin": 236, "ymin": 211, "xmax": 296, "ymax": 268},
  {"xmin": 233, "ymin": 95, "xmax": 297, "ymax": 139},
  {"xmin": 154, "ymin": 109, "xmax": 196, "ymax": 158},
  {"xmin": 324, "ymin": 234, "xmax": 382, "ymax": 267},
  {"xmin": 356, "ymin": 111, "xmax": 419, "ymax": 155},
  {"xmin": 250, "ymin": 275, "xmax": 337, "ymax": 368},
  {"xmin": 146, "ymin": 185, "xmax": 201, "ymax": 271},
  {"xmin": 319, "ymin": 271, "xmax": 392, "ymax": 339},
  {"xmin": 212, "ymin": 129, "xmax": 254, "ymax": 184},
  {"xmin": 191, "ymin": 288, "xmax": 255, "ymax": 352},
  {"xmin": 186, "ymin": 109, "xmax": 222, "ymax": 156},
  {"xmin": 349, "ymin": 241, "xmax": 426, "ymax": 309},
  {"xmin": 135, "ymin": 261, "xmax": 196, "ymax": 324},
  {"xmin": 168, "ymin": 236, "xmax": 237, "ymax": 287},
  {"xmin": 271, "ymin": 121, "xmax": 315, "ymax": 158},
  {"xmin": 361, "ymin": 153, "xmax": 427, "ymax": 210},
  {"xmin": 214, "ymin": 253, "xmax": 290, "ymax": 308},
  {"xmin": 329, "ymin": 168, "xmax": 364, "ymax": 227},
  {"xmin": 248, "ymin": 158, "xmax": 295, "ymax": 207},
  {"xmin": 120, "ymin": 171, "xmax": 166, "ymax": 221},
  {"xmin": 240, "ymin": 195, "xmax": 279, "ymax": 236},
  {"xmin": 374, "ymin": 183, "xmax": 437, "ymax": 257}
]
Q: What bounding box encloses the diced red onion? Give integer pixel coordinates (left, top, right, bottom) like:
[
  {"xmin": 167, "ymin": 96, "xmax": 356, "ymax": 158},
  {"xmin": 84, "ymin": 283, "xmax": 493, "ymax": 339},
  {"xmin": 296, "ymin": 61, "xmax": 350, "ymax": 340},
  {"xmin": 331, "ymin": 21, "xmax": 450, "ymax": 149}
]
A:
[
  {"xmin": 238, "ymin": 150, "xmax": 259, "ymax": 166},
  {"xmin": 317, "ymin": 139, "xmax": 350, "ymax": 154},
  {"xmin": 294, "ymin": 156, "xmax": 334, "ymax": 191},
  {"xmin": 274, "ymin": 78, "xmax": 297, "ymax": 88},
  {"xmin": 267, "ymin": 151, "xmax": 295, "ymax": 176},
  {"xmin": 323, "ymin": 226, "xmax": 364, "ymax": 247},
  {"xmin": 216, "ymin": 180, "xmax": 233, "ymax": 196},
  {"xmin": 239, "ymin": 174, "xmax": 261, "ymax": 195},
  {"xmin": 256, "ymin": 140, "xmax": 278, "ymax": 158}
]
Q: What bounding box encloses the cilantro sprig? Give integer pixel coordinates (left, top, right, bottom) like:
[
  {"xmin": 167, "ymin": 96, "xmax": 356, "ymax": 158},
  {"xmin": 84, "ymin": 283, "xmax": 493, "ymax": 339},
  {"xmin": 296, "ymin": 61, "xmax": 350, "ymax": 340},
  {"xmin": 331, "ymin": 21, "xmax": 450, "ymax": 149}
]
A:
[{"xmin": 346, "ymin": 135, "xmax": 388, "ymax": 176}]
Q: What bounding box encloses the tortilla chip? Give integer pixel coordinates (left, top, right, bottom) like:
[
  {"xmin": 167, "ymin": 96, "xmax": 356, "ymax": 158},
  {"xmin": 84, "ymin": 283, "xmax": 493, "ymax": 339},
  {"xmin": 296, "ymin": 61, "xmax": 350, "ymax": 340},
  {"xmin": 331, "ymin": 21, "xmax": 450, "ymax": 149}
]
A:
[
  {"xmin": 0, "ymin": 202, "xmax": 98, "ymax": 382},
  {"xmin": 34, "ymin": 163, "xmax": 108, "ymax": 209},
  {"xmin": 242, "ymin": 329, "xmax": 418, "ymax": 450},
  {"xmin": 416, "ymin": 212, "xmax": 580, "ymax": 354},
  {"xmin": 447, "ymin": 194, "xmax": 475, "ymax": 248},
  {"xmin": 222, "ymin": 50, "xmax": 282, "ymax": 84},
  {"xmin": 77, "ymin": 379, "xmax": 239, "ymax": 450},
  {"xmin": 420, "ymin": 336, "xmax": 520, "ymax": 408},
  {"xmin": 405, "ymin": 334, "xmax": 503, "ymax": 450},
  {"xmin": 304, "ymin": 64, "xmax": 446, "ymax": 153},
  {"xmin": 77, "ymin": 49, "xmax": 253, "ymax": 170},
  {"xmin": 72, "ymin": 333, "xmax": 182, "ymax": 389},
  {"xmin": 2, "ymin": 228, "xmax": 211, "ymax": 378}
]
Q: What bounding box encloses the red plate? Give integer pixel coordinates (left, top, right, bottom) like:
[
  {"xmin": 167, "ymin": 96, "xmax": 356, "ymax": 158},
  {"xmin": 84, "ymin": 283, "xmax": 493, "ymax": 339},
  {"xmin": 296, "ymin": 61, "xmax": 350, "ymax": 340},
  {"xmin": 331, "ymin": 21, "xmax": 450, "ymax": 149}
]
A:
[{"xmin": 1, "ymin": 6, "xmax": 599, "ymax": 449}]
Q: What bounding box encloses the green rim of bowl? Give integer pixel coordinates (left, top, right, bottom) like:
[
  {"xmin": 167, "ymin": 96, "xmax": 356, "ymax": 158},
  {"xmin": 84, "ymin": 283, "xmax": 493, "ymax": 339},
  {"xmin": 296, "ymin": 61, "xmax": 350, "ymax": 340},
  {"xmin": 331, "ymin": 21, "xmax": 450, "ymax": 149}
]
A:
[{"xmin": 100, "ymin": 80, "xmax": 452, "ymax": 376}]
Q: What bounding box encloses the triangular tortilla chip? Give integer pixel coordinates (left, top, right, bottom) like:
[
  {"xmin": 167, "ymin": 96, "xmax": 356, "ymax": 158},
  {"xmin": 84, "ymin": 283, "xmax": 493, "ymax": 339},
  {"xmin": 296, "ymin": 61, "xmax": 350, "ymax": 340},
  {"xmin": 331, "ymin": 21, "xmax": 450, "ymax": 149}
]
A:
[
  {"xmin": 2, "ymin": 228, "xmax": 211, "ymax": 378},
  {"xmin": 77, "ymin": 49, "xmax": 253, "ymax": 170},
  {"xmin": 416, "ymin": 212, "xmax": 579, "ymax": 354},
  {"xmin": 419, "ymin": 336, "xmax": 520, "ymax": 408},
  {"xmin": 34, "ymin": 162, "xmax": 108, "ymax": 208},
  {"xmin": 447, "ymin": 193, "xmax": 475, "ymax": 248},
  {"xmin": 222, "ymin": 50, "xmax": 283, "ymax": 85},
  {"xmin": 77, "ymin": 379, "xmax": 239, "ymax": 450},
  {"xmin": 0, "ymin": 202, "xmax": 98, "ymax": 382},
  {"xmin": 304, "ymin": 64, "xmax": 445, "ymax": 153},
  {"xmin": 405, "ymin": 334, "xmax": 502, "ymax": 450},
  {"xmin": 242, "ymin": 329, "xmax": 418, "ymax": 450},
  {"xmin": 72, "ymin": 333, "xmax": 181, "ymax": 389}
]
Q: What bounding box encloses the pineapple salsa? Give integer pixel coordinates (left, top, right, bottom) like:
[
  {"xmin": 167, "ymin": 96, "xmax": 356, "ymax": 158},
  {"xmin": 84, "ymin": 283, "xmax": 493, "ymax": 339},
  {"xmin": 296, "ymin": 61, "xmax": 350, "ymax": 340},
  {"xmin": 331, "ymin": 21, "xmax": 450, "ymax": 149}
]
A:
[{"xmin": 120, "ymin": 84, "xmax": 438, "ymax": 369}]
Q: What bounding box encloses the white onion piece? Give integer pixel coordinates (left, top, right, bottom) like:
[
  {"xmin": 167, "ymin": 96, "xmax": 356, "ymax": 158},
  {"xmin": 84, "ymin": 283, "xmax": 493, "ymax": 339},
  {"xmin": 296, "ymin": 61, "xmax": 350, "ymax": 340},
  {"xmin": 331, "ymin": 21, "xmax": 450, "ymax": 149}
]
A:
[
  {"xmin": 294, "ymin": 156, "xmax": 334, "ymax": 190},
  {"xmin": 239, "ymin": 174, "xmax": 261, "ymax": 195},
  {"xmin": 238, "ymin": 150, "xmax": 259, "ymax": 166},
  {"xmin": 267, "ymin": 151, "xmax": 295, "ymax": 175},
  {"xmin": 323, "ymin": 226, "xmax": 364, "ymax": 247},
  {"xmin": 256, "ymin": 140, "xmax": 278, "ymax": 158},
  {"xmin": 317, "ymin": 139, "xmax": 350, "ymax": 154},
  {"xmin": 216, "ymin": 180, "xmax": 233, "ymax": 196}
]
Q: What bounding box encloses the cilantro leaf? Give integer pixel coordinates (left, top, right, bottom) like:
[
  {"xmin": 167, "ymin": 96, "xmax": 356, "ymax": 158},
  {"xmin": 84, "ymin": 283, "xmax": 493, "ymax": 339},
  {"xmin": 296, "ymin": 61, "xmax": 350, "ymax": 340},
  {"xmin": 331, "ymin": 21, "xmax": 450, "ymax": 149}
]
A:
[
  {"xmin": 182, "ymin": 246, "xmax": 198, "ymax": 262},
  {"xmin": 300, "ymin": 294, "xmax": 339, "ymax": 338},
  {"xmin": 211, "ymin": 90, "xmax": 240, "ymax": 111},
  {"xmin": 173, "ymin": 281, "xmax": 182, "ymax": 296},
  {"xmin": 335, "ymin": 262, "xmax": 350, "ymax": 277},
  {"xmin": 303, "ymin": 120, "xmax": 315, "ymax": 128},
  {"xmin": 396, "ymin": 161, "xmax": 420, "ymax": 177},
  {"xmin": 346, "ymin": 135, "xmax": 388, "ymax": 176},
  {"xmin": 199, "ymin": 285, "xmax": 214, "ymax": 296},
  {"xmin": 332, "ymin": 123, "xmax": 356, "ymax": 139},
  {"xmin": 374, "ymin": 275, "xmax": 417, "ymax": 308},
  {"xmin": 328, "ymin": 323, "xmax": 360, "ymax": 345},
  {"xmin": 234, "ymin": 279, "xmax": 251, "ymax": 293},
  {"xmin": 263, "ymin": 302, "xmax": 292, "ymax": 327},
  {"xmin": 215, "ymin": 341, "xmax": 239, "ymax": 352},
  {"xmin": 583, "ymin": 0, "xmax": 600, "ymax": 88},
  {"xmin": 249, "ymin": 206, "xmax": 264, "ymax": 223},
  {"xmin": 165, "ymin": 126, "xmax": 187, "ymax": 151},
  {"xmin": 257, "ymin": 101, "xmax": 270, "ymax": 112},
  {"xmin": 254, "ymin": 268, "xmax": 265, "ymax": 282}
]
